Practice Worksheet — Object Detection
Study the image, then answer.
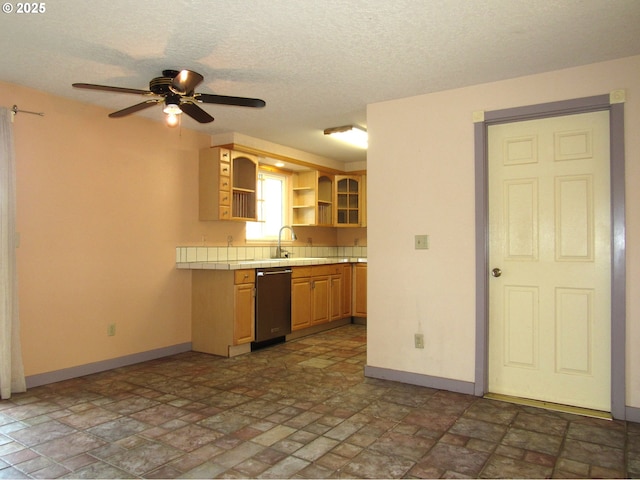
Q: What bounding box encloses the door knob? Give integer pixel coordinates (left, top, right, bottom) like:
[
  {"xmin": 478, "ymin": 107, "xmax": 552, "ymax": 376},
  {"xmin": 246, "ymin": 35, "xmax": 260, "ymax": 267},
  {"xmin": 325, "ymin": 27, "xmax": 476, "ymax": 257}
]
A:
[{"xmin": 491, "ymin": 268, "xmax": 502, "ymax": 278}]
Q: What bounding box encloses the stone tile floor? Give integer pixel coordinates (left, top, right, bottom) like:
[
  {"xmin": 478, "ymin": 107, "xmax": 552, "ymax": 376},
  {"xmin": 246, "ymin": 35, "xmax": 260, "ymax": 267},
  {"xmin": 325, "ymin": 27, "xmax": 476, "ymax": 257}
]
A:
[{"xmin": 0, "ymin": 324, "xmax": 638, "ymax": 478}]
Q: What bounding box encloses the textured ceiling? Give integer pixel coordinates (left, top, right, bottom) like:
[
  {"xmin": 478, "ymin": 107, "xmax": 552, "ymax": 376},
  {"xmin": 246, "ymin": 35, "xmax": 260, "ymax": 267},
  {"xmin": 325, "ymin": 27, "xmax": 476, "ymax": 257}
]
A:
[{"xmin": 1, "ymin": 0, "xmax": 639, "ymax": 165}]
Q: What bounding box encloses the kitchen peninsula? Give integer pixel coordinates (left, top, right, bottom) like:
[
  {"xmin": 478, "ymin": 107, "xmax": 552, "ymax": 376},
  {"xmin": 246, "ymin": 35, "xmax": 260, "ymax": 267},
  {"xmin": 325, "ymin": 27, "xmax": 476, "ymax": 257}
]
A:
[{"xmin": 177, "ymin": 249, "xmax": 366, "ymax": 358}]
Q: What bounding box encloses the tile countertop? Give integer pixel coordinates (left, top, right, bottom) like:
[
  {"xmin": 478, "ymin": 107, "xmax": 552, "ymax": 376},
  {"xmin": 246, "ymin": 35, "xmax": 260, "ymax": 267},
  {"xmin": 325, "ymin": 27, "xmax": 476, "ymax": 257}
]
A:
[{"xmin": 176, "ymin": 257, "xmax": 367, "ymax": 270}]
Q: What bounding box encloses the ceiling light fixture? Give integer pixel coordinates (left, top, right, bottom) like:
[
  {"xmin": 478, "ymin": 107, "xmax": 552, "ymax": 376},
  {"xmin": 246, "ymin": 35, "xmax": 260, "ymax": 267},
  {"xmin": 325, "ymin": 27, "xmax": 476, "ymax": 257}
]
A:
[
  {"xmin": 163, "ymin": 96, "xmax": 182, "ymax": 115},
  {"xmin": 323, "ymin": 125, "xmax": 368, "ymax": 149},
  {"xmin": 163, "ymin": 95, "xmax": 182, "ymax": 127},
  {"xmin": 166, "ymin": 112, "xmax": 180, "ymax": 128}
]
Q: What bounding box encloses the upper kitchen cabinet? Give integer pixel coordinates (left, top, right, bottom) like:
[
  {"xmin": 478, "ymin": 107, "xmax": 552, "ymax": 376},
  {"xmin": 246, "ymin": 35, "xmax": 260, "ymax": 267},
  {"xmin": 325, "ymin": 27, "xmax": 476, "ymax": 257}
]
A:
[
  {"xmin": 231, "ymin": 152, "xmax": 258, "ymax": 220},
  {"xmin": 199, "ymin": 147, "xmax": 258, "ymax": 221},
  {"xmin": 335, "ymin": 175, "xmax": 366, "ymax": 227},
  {"xmin": 292, "ymin": 171, "xmax": 333, "ymax": 226}
]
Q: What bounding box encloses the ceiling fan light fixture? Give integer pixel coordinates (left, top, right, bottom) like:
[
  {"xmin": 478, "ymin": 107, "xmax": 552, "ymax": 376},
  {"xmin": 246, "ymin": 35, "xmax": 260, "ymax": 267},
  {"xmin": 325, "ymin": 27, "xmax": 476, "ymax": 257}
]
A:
[
  {"xmin": 324, "ymin": 125, "xmax": 368, "ymax": 149},
  {"xmin": 163, "ymin": 100, "xmax": 182, "ymax": 115},
  {"xmin": 166, "ymin": 112, "xmax": 180, "ymax": 128}
]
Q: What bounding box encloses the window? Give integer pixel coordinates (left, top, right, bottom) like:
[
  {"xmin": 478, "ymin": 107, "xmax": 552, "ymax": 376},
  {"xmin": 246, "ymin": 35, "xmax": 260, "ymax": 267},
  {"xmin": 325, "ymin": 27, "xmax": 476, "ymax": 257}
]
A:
[{"xmin": 246, "ymin": 170, "xmax": 291, "ymax": 241}]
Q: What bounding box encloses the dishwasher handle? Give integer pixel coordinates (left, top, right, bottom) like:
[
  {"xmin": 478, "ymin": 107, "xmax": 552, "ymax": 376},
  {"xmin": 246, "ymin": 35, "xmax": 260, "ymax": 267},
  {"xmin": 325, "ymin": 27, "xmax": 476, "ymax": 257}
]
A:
[{"xmin": 257, "ymin": 269, "xmax": 292, "ymax": 276}]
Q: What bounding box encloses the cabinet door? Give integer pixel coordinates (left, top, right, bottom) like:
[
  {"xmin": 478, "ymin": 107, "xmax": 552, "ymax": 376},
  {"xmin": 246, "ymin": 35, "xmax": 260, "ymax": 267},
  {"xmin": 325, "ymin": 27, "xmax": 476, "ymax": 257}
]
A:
[
  {"xmin": 335, "ymin": 175, "xmax": 361, "ymax": 226},
  {"xmin": 234, "ymin": 283, "xmax": 255, "ymax": 344},
  {"xmin": 311, "ymin": 276, "xmax": 330, "ymax": 325},
  {"xmin": 291, "ymin": 277, "xmax": 312, "ymax": 331},
  {"xmin": 341, "ymin": 264, "xmax": 352, "ymax": 318},
  {"xmin": 354, "ymin": 263, "xmax": 367, "ymax": 317},
  {"xmin": 330, "ymin": 274, "xmax": 342, "ymax": 321}
]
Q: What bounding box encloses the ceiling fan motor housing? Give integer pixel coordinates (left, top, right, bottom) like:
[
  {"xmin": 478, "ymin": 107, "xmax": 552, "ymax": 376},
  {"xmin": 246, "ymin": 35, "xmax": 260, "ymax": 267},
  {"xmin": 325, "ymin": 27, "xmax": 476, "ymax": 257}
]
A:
[{"xmin": 149, "ymin": 76, "xmax": 174, "ymax": 95}]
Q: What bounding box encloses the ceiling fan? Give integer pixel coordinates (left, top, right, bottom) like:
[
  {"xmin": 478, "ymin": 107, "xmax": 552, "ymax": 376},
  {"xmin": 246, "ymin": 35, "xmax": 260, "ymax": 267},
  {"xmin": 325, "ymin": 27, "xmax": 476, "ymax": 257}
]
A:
[{"xmin": 72, "ymin": 69, "xmax": 266, "ymax": 124}]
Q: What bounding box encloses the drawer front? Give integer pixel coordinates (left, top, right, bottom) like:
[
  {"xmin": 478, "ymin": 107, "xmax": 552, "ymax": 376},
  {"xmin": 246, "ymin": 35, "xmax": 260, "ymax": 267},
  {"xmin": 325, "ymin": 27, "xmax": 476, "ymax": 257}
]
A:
[
  {"xmin": 219, "ymin": 176, "xmax": 231, "ymax": 191},
  {"xmin": 292, "ymin": 266, "xmax": 312, "ymax": 279},
  {"xmin": 328, "ymin": 264, "xmax": 342, "ymax": 275},
  {"xmin": 219, "ymin": 190, "xmax": 231, "ymax": 206},
  {"xmin": 219, "ymin": 162, "xmax": 231, "ymax": 177},
  {"xmin": 312, "ymin": 264, "xmax": 342, "ymax": 276},
  {"xmin": 235, "ymin": 269, "xmax": 256, "ymax": 284},
  {"xmin": 219, "ymin": 206, "xmax": 231, "ymax": 220},
  {"xmin": 219, "ymin": 148, "xmax": 231, "ymax": 163}
]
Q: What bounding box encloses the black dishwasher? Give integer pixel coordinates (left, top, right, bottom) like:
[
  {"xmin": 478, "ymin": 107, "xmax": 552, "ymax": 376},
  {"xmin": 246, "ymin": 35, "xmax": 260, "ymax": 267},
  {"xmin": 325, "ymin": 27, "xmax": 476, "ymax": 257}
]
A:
[{"xmin": 253, "ymin": 267, "xmax": 292, "ymax": 349}]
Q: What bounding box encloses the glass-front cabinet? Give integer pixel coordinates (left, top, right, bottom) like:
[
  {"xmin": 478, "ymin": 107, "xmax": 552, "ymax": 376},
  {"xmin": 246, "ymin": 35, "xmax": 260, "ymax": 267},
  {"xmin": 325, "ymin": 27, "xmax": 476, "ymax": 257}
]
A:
[{"xmin": 335, "ymin": 175, "xmax": 363, "ymax": 227}]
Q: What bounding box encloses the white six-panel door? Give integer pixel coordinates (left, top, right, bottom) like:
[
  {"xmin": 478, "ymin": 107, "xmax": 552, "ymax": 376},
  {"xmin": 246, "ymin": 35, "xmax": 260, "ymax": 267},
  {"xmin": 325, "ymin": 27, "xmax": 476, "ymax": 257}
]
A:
[{"xmin": 488, "ymin": 111, "xmax": 611, "ymax": 412}]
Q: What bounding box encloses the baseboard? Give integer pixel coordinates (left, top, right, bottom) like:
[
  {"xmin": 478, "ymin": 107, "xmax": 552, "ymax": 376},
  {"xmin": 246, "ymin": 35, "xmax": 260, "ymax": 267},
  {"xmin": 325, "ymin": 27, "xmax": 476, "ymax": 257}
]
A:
[
  {"xmin": 229, "ymin": 342, "xmax": 252, "ymax": 357},
  {"xmin": 25, "ymin": 342, "xmax": 192, "ymax": 389},
  {"xmin": 364, "ymin": 365, "xmax": 475, "ymax": 395},
  {"xmin": 286, "ymin": 318, "xmax": 352, "ymax": 341},
  {"xmin": 626, "ymin": 405, "xmax": 640, "ymax": 423}
]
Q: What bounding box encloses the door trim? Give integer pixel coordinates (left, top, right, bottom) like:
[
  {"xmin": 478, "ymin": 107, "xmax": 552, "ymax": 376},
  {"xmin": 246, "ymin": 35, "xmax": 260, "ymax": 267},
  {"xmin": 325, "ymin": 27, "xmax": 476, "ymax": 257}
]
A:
[{"xmin": 474, "ymin": 94, "xmax": 626, "ymax": 419}]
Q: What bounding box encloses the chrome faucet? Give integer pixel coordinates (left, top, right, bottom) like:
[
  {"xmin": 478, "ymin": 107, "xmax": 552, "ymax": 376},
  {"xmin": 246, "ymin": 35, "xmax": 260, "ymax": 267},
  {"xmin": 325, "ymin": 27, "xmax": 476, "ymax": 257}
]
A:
[{"xmin": 276, "ymin": 225, "xmax": 297, "ymax": 258}]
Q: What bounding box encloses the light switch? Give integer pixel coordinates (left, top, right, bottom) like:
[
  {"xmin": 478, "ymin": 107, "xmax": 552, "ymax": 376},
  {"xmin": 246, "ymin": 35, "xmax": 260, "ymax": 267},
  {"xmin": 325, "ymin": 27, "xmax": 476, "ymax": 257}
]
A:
[{"xmin": 415, "ymin": 235, "xmax": 429, "ymax": 249}]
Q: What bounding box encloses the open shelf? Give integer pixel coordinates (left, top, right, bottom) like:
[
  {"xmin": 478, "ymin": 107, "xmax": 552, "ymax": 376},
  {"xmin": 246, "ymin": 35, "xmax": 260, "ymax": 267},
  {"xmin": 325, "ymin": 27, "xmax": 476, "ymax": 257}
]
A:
[{"xmin": 292, "ymin": 171, "xmax": 334, "ymax": 226}]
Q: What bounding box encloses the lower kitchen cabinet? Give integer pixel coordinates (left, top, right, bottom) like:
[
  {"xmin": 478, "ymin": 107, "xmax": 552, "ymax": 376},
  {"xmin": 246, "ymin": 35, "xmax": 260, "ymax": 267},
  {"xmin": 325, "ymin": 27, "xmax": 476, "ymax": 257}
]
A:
[
  {"xmin": 291, "ymin": 264, "xmax": 347, "ymax": 331},
  {"xmin": 192, "ymin": 269, "xmax": 255, "ymax": 357},
  {"xmin": 330, "ymin": 273, "xmax": 342, "ymax": 321},
  {"xmin": 233, "ymin": 272, "xmax": 256, "ymax": 345},
  {"xmin": 311, "ymin": 273, "xmax": 330, "ymax": 325},
  {"xmin": 353, "ymin": 263, "xmax": 367, "ymax": 317},
  {"xmin": 291, "ymin": 269, "xmax": 312, "ymax": 331},
  {"xmin": 341, "ymin": 263, "xmax": 352, "ymax": 318}
]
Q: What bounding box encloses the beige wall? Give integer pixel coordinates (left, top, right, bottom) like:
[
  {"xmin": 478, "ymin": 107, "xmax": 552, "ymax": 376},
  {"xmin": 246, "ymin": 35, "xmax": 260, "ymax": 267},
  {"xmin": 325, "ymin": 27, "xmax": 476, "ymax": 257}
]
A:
[
  {"xmin": 366, "ymin": 55, "xmax": 640, "ymax": 408},
  {"xmin": 1, "ymin": 83, "xmax": 217, "ymax": 376}
]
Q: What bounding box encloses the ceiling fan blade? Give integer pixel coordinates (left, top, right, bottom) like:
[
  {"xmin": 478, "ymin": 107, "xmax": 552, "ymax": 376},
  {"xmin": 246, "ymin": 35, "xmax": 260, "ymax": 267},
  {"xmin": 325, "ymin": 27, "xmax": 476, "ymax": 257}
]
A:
[
  {"xmin": 179, "ymin": 102, "xmax": 214, "ymax": 123},
  {"xmin": 108, "ymin": 100, "xmax": 160, "ymax": 118},
  {"xmin": 73, "ymin": 83, "xmax": 151, "ymax": 95},
  {"xmin": 196, "ymin": 93, "xmax": 266, "ymax": 108},
  {"xmin": 170, "ymin": 70, "xmax": 203, "ymax": 95}
]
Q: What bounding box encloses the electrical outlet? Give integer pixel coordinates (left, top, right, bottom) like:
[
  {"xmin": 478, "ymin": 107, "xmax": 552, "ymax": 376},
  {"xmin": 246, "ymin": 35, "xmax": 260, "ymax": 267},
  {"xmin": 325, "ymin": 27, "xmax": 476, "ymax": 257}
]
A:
[
  {"xmin": 414, "ymin": 333, "xmax": 424, "ymax": 349},
  {"xmin": 107, "ymin": 323, "xmax": 116, "ymax": 336},
  {"xmin": 415, "ymin": 235, "xmax": 429, "ymax": 250}
]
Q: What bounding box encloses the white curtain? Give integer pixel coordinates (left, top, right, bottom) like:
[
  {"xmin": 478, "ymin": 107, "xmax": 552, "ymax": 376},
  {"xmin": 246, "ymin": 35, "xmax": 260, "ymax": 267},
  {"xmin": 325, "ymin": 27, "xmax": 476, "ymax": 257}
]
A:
[{"xmin": 0, "ymin": 107, "xmax": 25, "ymax": 399}]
